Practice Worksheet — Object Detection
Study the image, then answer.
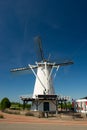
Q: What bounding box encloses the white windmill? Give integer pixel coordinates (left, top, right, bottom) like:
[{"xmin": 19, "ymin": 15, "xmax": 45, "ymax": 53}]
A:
[{"xmin": 11, "ymin": 36, "xmax": 73, "ymax": 113}]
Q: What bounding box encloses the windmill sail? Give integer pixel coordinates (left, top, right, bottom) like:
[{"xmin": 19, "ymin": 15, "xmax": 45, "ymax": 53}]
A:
[
  {"xmin": 10, "ymin": 65, "xmax": 37, "ymax": 72},
  {"xmin": 34, "ymin": 36, "xmax": 44, "ymax": 61},
  {"xmin": 54, "ymin": 61, "xmax": 73, "ymax": 67}
]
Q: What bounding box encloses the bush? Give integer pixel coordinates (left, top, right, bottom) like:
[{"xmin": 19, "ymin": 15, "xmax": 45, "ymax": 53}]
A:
[
  {"xmin": 25, "ymin": 112, "xmax": 34, "ymax": 116},
  {"xmin": 4, "ymin": 109, "xmax": 20, "ymax": 115},
  {"xmin": 0, "ymin": 114, "xmax": 4, "ymax": 118},
  {"xmin": 0, "ymin": 97, "xmax": 11, "ymax": 111}
]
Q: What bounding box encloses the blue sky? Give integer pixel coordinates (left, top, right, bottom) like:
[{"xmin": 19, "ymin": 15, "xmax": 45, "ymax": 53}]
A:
[{"xmin": 0, "ymin": 0, "xmax": 87, "ymax": 102}]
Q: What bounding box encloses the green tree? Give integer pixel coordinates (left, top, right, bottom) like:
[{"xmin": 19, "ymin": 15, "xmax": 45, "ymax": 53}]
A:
[
  {"xmin": 0, "ymin": 97, "xmax": 11, "ymax": 111},
  {"xmin": 67, "ymin": 101, "xmax": 72, "ymax": 109}
]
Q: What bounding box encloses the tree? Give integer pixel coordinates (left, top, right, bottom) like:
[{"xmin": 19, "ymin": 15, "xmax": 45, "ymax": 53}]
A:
[{"xmin": 0, "ymin": 97, "xmax": 11, "ymax": 111}]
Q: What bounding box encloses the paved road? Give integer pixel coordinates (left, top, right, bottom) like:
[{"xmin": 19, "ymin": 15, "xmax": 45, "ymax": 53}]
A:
[{"xmin": 0, "ymin": 123, "xmax": 87, "ymax": 130}]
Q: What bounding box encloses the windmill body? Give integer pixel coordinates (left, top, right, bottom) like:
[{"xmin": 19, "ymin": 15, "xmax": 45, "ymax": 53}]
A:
[
  {"xmin": 33, "ymin": 62, "xmax": 55, "ymax": 98},
  {"xmin": 28, "ymin": 61, "xmax": 57, "ymax": 112}
]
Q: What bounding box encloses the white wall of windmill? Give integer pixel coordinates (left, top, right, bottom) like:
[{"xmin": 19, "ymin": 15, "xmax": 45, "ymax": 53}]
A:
[
  {"xmin": 33, "ymin": 65, "xmax": 55, "ymax": 98},
  {"xmin": 31, "ymin": 100, "xmax": 56, "ymax": 112}
]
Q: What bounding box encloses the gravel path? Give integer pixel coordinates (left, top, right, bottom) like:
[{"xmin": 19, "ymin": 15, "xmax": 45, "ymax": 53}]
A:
[{"xmin": 0, "ymin": 111, "xmax": 87, "ymax": 126}]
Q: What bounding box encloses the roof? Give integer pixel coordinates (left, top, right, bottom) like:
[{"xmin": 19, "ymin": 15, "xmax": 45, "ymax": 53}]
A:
[
  {"xmin": 81, "ymin": 96, "xmax": 87, "ymax": 99},
  {"xmin": 76, "ymin": 96, "xmax": 87, "ymax": 102}
]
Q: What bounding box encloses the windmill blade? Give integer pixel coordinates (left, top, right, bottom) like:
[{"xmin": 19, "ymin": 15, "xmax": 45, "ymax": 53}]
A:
[
  {"xmin": 54, "ymin": 61, "xmax": 73, "ymax": 67},
  {"xmin": 10, "ymin": 67, "xmax": 30, "ymax": 72},
  {"xmin": 10, "ymin": 65, "xmax": 37, "ymax": 72},
  {"xmin": 34, "ymin": 36, "xmax": 44, "ymax": 61}
]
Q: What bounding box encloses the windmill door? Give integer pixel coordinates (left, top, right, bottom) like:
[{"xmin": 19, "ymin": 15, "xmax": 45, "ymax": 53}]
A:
[{"xmin": 43, "ymin": 102, "xmax": 49, "ymax": 112}]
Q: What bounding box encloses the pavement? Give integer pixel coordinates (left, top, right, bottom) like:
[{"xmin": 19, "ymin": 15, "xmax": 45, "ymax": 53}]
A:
[{"xmin": 0, "ymin": 123, "xmax": 87, "ymax": 130}]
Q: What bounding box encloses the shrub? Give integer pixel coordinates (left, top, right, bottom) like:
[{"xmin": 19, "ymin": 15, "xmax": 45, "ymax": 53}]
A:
[
  {"xmin": 4, "ymin": 109, "xmax": 20, "ymax": 115},
  {"xmin": 25, "ymin": 112, "xmax": 34, "ymax": 116},
  {"xmin": 0, "ymin": 114, "xmax": 4, "ymax": 118},
  {"xmin": 0, "ymin": 97, "xmax": 11, "ymax": 111}
]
